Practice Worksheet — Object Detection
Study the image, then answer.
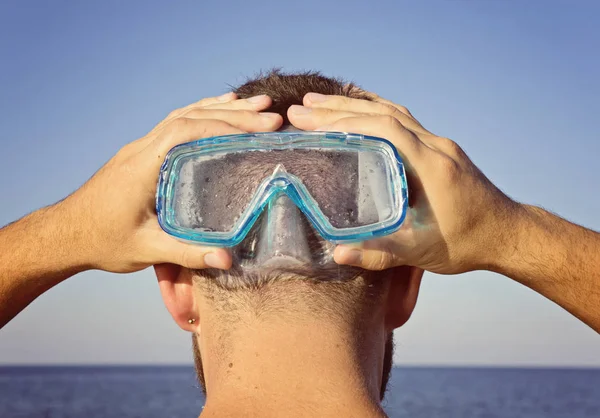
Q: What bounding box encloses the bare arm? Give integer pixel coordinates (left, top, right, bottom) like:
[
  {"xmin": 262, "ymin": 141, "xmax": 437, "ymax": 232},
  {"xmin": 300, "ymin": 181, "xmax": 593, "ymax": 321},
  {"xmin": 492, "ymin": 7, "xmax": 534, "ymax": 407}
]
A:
[
  {"xmin": 493, "ymin": 205, "xmax": 600, "ymax": 332},
  {"xmin": 0, "ymin": 202, "xmax": 87, "ymax": 328},
  {"xmin": 289, "ymin": 91, "xmax": 600, "ymax": 333},
  {"xmin": 0, "ymin": 92, "xmax": 282, "ymax": 329}
]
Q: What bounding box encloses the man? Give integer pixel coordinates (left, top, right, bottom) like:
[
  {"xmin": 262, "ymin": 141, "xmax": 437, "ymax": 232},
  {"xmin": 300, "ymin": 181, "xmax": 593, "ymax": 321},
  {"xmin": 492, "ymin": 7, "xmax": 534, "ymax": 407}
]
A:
[
  {"xmin": 0, "ymin": 71, "xmax": 599, "ymax": 418},
  {"xmin": 155, "ymin": 73, "xmax": 424, "ymax": 417}
]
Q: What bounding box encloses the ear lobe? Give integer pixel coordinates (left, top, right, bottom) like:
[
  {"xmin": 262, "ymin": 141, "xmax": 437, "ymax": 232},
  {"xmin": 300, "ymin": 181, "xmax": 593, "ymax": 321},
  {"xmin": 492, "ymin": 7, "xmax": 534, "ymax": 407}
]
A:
[
  {"xmin": 384, "ymin": 266, "xmax": 424, "ymax": 331},
  {"xmin": 154, "ymin": 264, "xmax": 199, "ymax": 332}
]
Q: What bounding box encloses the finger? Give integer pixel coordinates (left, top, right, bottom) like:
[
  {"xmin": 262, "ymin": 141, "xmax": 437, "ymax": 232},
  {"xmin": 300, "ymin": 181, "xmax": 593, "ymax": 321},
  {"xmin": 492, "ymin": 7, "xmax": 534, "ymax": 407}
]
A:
[
  {"xmin": 371, "ymin": 96, "xmax": 431, "ymax": 132},
  {"xmin": 172, "ymin": 93, "xmax": 238, "ymax": 118},
  {"xmin": 173, "ymin": 92, "xmax": 238, "ymax": 115},
  {"xmin": 303, "ymin": 93, "xmax": 431, "ymax": 135},
  {"xmin": 314, "ymin": 115, "xmax": 434, "ymax": 168},
  {"xmin": 355, "ymin": 90, "xmax": 413, "ymax": 116},
  {"xmin": 153, "ymin": 95, "xmax": 271, "ymax": 139},
  {"xmin": 287, "ymin": 105, "xmax": 359, "ymax": 130},
  {"xmin": 202, "ymin": 94, "xmax": 273, "ymax": 111},
  {"xmin": 139, "ymin": 217, "xmax": 234, "ymax": 270},
  {"xmin": 151, "ymin": 93, "xmax": 239, "ymax": 135},
  {"xmin": 341, "ymin": 86, "xmax": 417, "ymax": 120},
  {"xmin": 138, "ymin": 220, "xmax": 234, "ymax": 270},
  {"xmin": 153, "ymin": 93, "xmax": 271, "ymax": 137},
  {"xmin": 333, "ymin": 238, "xmax": 405, "ymax": 270},
  {"xmin": 156, "ymin": 237, "xmax": 233, "ymax": 269},
  {"xmin": 194, "ymin": 92, "xmax": 237, "ymax": 107},
  {"xmin": 150, "ymin": 118, "xmax": 246, "ymax": 159},
  {"xmin": 174, "ymin": 109, "xmax": 283, "ymax": 132},
  {"xmin": 371, "ymin": 96, "xmax": 413, "ymax": 117}
]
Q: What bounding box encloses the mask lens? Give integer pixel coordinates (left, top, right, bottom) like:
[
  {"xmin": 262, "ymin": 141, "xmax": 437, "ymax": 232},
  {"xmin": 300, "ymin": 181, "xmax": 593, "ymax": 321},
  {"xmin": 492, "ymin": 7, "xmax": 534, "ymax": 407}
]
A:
[
  {"xmin": 172, "ymin": 153, "xmax": 264, "ymax": 232},
  {"xmin": 171, "ymin": 147, "xmax": 395, "ymax": 232}
]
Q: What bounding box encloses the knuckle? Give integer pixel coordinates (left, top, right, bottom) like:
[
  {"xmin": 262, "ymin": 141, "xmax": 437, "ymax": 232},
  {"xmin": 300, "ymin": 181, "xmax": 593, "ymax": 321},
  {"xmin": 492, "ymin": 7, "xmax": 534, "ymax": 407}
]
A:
[
  {"xmin": 334, "ymin": 95, "xmax": 351, "ymax": 106},
  {"xmin": 166, "ymin": 108, "xmax": 183, "ymax": 119},
  {"xmin": 376, "ymin": 102, "xmax": 397, "ymax": 116},
  {"xmin": 179, "ymin": 249, "xmax": 192, "ymax": 268},
  {"xmin": 439, "ymin": 155, "xmax": 461, "ymax": 180},
  {"xmin": 168, "ymin": 117, "xmax": 188, "ymax": 131},
  {"xmin": 115, "ymin": 139, "xmax": 146, "ymax": 161},
  {"xmin": 180, "ymin": 107, "xmax": 204, "ymax": 118},
  {"xmin": 397, "ymin": 104, "xmax": 411, "ymax": 115},
  {"xmin": 227, "ymin": 99, "xmax": 247, "ymax": 109},
  {"xmin": 318, "ymin": 107, "xmax": 337, "ymax": 120},
  {"xmin": 116, "ymin": 142, "xmax": 135, "ymax": 157},
  {"xmin": 167, "ymin": 117, "xmax": 196, "ymax": 133},
  {"xmin": 364, "ymin": 250, "xmax": 393, "ymax": 271},
  {"xmin": 439, "ymin": 137, "xmax": 464, "ymax": 158},
  {"xmin": 376, "ymin": 114, "xmax": 403, "ymax": 130},
  {"xmin": 195, "ymin": 97, "xmax": 211, "ymax": 106}
]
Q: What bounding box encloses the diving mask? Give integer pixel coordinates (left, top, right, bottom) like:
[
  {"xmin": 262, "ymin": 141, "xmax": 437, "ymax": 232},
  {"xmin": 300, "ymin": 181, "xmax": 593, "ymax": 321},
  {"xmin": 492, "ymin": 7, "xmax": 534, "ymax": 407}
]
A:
[{"xmin": 156, "ymin": 131, "xmax": 408, "ymax": 267}]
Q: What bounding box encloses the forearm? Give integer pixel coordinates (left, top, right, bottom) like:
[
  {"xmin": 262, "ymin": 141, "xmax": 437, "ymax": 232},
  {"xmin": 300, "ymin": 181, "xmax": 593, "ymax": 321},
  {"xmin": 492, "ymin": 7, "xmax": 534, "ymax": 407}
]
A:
[
  {"xmin": 492, "ymin": 204, "xmax": 600, "ymax": 333},
  {"xmin": 0, "ymin": 200, "xmax": 89, "ymax": 328}
]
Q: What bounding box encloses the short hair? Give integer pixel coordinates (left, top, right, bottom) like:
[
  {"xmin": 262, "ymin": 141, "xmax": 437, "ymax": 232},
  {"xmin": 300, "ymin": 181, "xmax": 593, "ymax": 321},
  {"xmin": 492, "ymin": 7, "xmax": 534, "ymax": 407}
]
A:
[
  {"xmin": 191, "ymin": 69, "xmax": 396, "ymax": 400},
  {"xmin": 234, "ymin": 69, "xmax": 371, "ymax": 125}
]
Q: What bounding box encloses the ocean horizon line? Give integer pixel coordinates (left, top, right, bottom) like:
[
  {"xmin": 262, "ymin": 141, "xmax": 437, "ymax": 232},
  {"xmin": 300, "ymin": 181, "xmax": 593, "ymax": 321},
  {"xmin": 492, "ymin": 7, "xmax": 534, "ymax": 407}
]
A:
[{"xmin": 1, "ymin": 363, "xmax": 599, "ymax": 370}]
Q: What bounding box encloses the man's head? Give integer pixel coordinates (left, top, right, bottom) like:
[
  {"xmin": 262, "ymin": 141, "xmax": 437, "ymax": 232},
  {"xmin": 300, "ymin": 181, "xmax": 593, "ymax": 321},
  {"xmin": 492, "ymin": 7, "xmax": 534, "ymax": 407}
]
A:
[{"xmin": 155, "ymin": 70, "xmax": 423, "ymax": 401}]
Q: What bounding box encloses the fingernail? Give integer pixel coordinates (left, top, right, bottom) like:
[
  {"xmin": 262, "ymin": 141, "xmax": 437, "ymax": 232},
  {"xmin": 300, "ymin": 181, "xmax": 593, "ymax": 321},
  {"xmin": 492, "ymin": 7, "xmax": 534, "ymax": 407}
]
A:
[
  {"xmin": 342, "ymin": 249, "xmax": 363, "ymax": 266},
  {"xmin": 204, "ymin": 253, "xmax": 227, "ymax": 269},
  {"xmin": 247, "ymin": 94, "xmax": 268, "ymax": 104},
  {"xmin": 289, "ymin": 105, "xmax": 312, "ymax": 115},
  {"xmin": 261, "ymin": 112, "xmax": 281, "ymax": 121},
  {"xmin": 306, "ymin": 93, "xmax": 328, "ymax": 103},
  {"xmin": 217, "ymin": 92, "xmax": 234, "ymax": 102}
]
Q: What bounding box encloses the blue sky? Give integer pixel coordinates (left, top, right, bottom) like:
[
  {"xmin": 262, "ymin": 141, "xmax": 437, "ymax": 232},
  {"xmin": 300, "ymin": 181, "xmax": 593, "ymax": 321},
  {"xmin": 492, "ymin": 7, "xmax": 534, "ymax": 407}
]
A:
[{"xmin": 1, "ymin": 0, "xmax": 599, "ymax": 365}]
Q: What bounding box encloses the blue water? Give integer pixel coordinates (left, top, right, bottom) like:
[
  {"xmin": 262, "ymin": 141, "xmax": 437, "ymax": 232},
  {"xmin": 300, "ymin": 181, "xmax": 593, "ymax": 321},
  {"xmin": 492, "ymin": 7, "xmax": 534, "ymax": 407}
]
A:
[{"xmin": 0, "ymin": 366, "xmax": 599, "ymax": 418}]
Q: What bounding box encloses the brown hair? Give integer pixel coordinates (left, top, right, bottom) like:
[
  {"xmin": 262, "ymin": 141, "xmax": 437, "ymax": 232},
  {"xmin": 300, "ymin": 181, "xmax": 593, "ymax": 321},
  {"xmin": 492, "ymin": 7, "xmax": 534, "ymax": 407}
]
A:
[{"xmin": 234, "ymin": 69, "xmax": 371, "ymax": 125}]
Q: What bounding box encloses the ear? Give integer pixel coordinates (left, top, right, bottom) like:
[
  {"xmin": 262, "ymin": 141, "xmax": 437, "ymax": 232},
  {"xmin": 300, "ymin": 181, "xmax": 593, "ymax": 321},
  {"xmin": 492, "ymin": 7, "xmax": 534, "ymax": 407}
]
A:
[
  {"xmin": 154, "ymin": 263, "xmax": 199, "ymax": 332},
  {"xmin": 384, "ymin": 266, "xmax": 423, "ymax": 331}
]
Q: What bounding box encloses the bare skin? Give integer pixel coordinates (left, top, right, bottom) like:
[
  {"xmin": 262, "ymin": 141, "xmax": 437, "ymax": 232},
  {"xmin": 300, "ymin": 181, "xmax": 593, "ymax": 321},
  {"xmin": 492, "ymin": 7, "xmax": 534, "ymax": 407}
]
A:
[
  {"xmin": 197, "ymin": 319, "xmax": 387, "ymax": 418},
  {"xmin": 0, "ymin": 90, "xmax": 598, "ymax": 418},
  {"xmin": 194, "ymin": 284, "xmax": 390, "ymax": 418},
  {"xmin": 0, "ymin": 92, "xmax": 277, "ymax": 328},
  {"xmin": 155, "ymin": 260, "xmax": 422, "ymax": 418},
  {"xmin": 288, "ymin": 91, "xmax": 600, "ymax": 333}
]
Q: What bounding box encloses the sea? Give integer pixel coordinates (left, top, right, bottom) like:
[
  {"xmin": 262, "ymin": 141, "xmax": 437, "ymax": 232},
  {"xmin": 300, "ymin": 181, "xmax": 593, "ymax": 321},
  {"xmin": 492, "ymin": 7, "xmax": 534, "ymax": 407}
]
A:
[{"xmin": 0, "ymin": 366, "xmax": 599, "ymax": 418}]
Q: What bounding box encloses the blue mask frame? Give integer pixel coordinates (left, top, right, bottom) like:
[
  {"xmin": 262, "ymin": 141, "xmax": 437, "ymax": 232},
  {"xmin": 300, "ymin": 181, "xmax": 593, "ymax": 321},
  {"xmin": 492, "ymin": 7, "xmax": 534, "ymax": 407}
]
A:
[{"xmin": 156, "ymin": 131, "xmax": 409, "ymax": 247}]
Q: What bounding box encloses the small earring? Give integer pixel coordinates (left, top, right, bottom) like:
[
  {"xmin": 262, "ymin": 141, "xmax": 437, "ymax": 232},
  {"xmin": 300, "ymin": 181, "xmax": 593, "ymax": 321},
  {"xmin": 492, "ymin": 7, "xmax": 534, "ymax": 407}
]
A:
[{"xmin": 188, "ymin": 318, "xmax": 196, "ymax": 324}]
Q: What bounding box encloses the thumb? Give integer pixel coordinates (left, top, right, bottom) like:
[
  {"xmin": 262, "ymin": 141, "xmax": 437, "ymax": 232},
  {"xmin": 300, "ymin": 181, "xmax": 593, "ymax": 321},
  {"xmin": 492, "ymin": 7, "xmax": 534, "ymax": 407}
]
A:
[
  {"xmin": 157, "ymin": 236, "xmax": 233, "ymax": 270},
  {"xmin": 333, "ymin": 238, "xmax": 404, "ymax": 271}
]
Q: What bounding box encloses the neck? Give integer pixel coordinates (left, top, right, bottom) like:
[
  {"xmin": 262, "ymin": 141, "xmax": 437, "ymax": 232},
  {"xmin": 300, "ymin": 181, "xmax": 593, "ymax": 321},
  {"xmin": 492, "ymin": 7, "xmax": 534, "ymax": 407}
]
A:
[{"xmin": 197, "ymin": 309, "xmax": 388, "ymax": 418}]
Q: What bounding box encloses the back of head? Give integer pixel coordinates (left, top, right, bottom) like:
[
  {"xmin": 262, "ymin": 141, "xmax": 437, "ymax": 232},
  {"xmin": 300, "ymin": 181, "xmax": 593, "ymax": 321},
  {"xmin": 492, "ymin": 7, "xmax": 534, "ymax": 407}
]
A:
[
  {"xmin": 187, "ymin": 70, "xmax": 410, "ymax": 400},
  {"xmin": 193, "ymin": 69, "xmax": 390, "ymax": 318}
]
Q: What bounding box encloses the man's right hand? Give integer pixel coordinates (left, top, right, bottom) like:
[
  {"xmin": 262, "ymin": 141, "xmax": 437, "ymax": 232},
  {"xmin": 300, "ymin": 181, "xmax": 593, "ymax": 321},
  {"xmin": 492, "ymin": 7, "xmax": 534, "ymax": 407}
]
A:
[{"xmin": 63, "ymin": 92, "xmax": 283, "ymax": 273}]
